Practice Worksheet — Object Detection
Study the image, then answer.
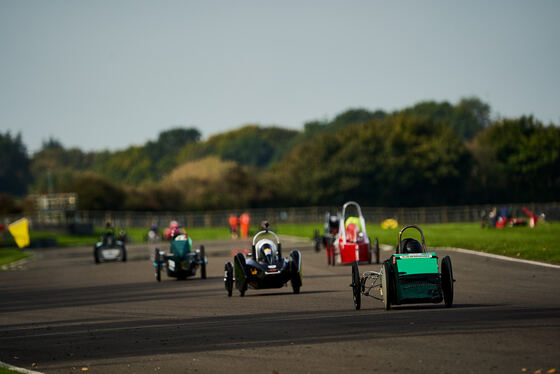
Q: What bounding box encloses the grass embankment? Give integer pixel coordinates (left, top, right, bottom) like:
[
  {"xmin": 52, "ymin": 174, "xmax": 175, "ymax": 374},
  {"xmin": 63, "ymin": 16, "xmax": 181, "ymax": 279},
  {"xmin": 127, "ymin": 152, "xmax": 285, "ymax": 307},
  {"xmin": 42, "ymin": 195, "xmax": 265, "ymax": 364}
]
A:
[{"xmin": 276, "ymin": 222, "xmax": 560, "ymax": 264}]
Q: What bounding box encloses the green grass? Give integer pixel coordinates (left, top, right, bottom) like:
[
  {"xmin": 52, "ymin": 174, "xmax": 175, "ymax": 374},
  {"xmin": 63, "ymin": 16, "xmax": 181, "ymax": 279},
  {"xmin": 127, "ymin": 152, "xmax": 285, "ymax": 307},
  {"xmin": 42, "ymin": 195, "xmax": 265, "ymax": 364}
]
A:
[
  {"xmin": 3, "ymin": 222, "xmax": 558, "ymax": 264},
  {"xmin": 0, "ymin": 248, "xmax": 31, "ymax": 267},
  {"xmin": 274, "ymin": 222, "xmax": 560, "ymax": 264},
  {"xmin": 0, "ymin": 367, "xmax": 24, "ymax": 374}
]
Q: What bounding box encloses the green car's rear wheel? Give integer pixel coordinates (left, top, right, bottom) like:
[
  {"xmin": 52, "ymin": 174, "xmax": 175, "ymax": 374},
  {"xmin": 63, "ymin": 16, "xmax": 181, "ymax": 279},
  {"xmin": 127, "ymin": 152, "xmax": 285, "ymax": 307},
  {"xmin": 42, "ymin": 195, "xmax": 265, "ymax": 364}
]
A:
[
  {"xmin": 441, "ymin": 256, "xmax": 454, "ymax": 307},
  {"xmin": 351, "ymin": 261, "xmax": 361, "ymax": 310},
  {"xmin": 382, "ymin": 262, "xmax": 391, "ymax": 310}
]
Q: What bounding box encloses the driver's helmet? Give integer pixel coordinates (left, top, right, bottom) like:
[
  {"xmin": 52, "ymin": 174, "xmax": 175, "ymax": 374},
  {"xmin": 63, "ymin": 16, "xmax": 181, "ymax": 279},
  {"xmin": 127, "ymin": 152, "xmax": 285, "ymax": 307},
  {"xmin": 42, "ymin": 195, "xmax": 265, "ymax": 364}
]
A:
[
  {"xmin": 256, "ymin": 239, "xmax": 277, "ymax": 264},
  {"xmin": 170, "ymin": 226, "xmax": 185, "ymax": 240},
  {"xmin": 400, "ymin": 238, "xmax": 423, "ymax": 254},
  {"xmin": 328, "ymin": 215, "xmax": 340, "ymax": 233}
]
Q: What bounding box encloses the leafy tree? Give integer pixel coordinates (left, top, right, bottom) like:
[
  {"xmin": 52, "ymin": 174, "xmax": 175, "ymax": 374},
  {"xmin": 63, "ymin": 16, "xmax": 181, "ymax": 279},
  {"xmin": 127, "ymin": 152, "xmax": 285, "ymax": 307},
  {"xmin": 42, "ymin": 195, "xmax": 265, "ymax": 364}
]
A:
[
  {"xmin": 272, "ymin": 112, "xmax": 471, "ymax": 206},
  {"xmin": 302, "ymin": 108, "xmax": 384, "ymax": 137},
  {"xmin": 64, "ymin": 174, "xmax": 126, "ymax": 210},
  {"xmin": 470, "ymin": 116, "xmax": 560, "ymax": 203},
  {"xmin": 0, "ymin": 132, "xmax": 32, "ymax": 196},
  {"xmin": 401, "ymin": 97, "xmax": 490, "ymax": 140},
  {"xmin": 177, "ymin": 125, "xmax": 298, "ymax": 168},
  {"xmin": 30, "ymin": 139, "xmax": 96, "ymax": 192},
  {"xmin": 0, "ymin": 193, "xmax": 21, "ymax": 214},
  {"xmin": 147, "ymin": 127, "xmax": 201, "ymax": 172},
  {"xmin": 453, "ymin": 97, "xmax": 491, "ymax": 140}
]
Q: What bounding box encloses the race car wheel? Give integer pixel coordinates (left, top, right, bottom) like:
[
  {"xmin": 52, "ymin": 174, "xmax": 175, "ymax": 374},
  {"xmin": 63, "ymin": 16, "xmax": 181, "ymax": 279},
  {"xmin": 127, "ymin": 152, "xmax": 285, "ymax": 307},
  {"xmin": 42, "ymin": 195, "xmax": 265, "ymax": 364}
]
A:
[
  {"xmin": 121, "ymin": 245, "xmax": 127, "ymax": 262},
  {"xmin": 352, "ymin": 261, "xmax": 361, "ymax": 310},
  {"xmin": 330, "ymin": 242, "xmax": 336, "ymax": 267},
  {"xmin": 290, "ymin": 251, "xmax": 302, "ymax": 294},
  {"xmin": 441, "ymin": 256, "xmax": 454, "ymax": 307},
  {"xmin": 224, "ymin": 262, "xmax": 233, "ymax": 297},
  {"xmin": 313, "ymin": 230, "xmax": 321, "ymax": 252},
  {"xmin": 94, "ymin": 246, "xmax": 100, "ymax": 264},
  {"xmin": 154, "ymin": 248, "xmax": 162, "ymax": 282},
  {"xmin": 374, "ymin": 238, "xmax": 380, "ymax": 264},
  {"xmin": 368, "ymin": 241, "xmax": 373, "ymax": 265},
  {"xmin": 200, "ymin": 245, "xmax": 207, "ymax": 279},
  {"xmin": 239, "ymin": 280, "xmax": 247, "ymax": 297},
  {"xmin": 382, "ymin": 262, "xmax": 391, "ymax": 310}
]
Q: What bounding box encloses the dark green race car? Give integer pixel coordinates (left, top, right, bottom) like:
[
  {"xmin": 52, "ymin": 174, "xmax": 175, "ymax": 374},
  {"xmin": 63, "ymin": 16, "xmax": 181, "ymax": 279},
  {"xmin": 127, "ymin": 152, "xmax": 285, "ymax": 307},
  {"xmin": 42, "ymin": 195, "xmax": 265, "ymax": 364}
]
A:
[
  {"xmin": 351, "ymin": 225, "xmax": 454, "ymax": 310},
  {"xmin": 154, "ymin": 235, "xmax": 207, "ymax": 281}
]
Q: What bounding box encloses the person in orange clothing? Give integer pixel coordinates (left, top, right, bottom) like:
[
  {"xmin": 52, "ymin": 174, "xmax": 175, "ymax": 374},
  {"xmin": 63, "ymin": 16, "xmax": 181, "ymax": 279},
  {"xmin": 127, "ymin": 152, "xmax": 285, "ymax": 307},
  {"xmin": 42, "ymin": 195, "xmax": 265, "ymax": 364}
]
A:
[
  {"xmin": 228, "ymin": 214, "xmax": 239, "ymax": 239},
  {"xmin": 239, "ymin": 213, "xmax": 250, "ymax": 239}
]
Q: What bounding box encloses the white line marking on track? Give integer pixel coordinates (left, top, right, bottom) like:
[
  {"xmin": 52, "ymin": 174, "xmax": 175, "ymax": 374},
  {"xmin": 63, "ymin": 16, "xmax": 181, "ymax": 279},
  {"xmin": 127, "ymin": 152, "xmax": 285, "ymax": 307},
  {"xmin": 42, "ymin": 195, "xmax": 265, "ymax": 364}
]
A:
[{"xmin": 441, "ymin": 247, "xmax": 560, "ymax": 269}]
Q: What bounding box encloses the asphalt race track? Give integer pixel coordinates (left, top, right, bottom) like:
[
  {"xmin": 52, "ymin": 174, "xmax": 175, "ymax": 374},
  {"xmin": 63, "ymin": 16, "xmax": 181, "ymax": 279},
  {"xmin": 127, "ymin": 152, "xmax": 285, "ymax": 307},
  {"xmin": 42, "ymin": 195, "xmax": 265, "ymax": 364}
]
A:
[{"xmin": 1, "ymin": 238, "xmax": 559, "ymax": 374}]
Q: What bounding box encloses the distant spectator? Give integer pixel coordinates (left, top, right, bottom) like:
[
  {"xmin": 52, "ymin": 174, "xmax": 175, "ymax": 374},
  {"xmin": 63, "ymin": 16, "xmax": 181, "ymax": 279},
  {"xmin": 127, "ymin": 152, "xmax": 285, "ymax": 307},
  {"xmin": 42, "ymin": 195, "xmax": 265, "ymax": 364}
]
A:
[
  {"xmin": 229, "ymin": 214, "xmax": 239, "ymax": 239},
  {"xmin": 240, "ymin": 213, "xmax": 250, "ymax": 239}
]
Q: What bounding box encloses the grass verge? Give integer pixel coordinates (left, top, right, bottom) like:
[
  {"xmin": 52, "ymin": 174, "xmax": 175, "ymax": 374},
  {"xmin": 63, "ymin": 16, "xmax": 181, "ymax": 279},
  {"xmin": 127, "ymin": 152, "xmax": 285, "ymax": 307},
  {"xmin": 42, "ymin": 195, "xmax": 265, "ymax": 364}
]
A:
[
  {"xmin": 2, "ymin": 222, "xmax": 558, "ymax": 264},
  {"xmin": 0, "ymin": 248, "xmax": 31, "ymax": 267},
  {"xmin": 0, "ymin": 368, "xmax": 22, "ymax": 374},
  {"xmin": 275, "ymin": 222, "xmax": 560, "ymax": 264}
]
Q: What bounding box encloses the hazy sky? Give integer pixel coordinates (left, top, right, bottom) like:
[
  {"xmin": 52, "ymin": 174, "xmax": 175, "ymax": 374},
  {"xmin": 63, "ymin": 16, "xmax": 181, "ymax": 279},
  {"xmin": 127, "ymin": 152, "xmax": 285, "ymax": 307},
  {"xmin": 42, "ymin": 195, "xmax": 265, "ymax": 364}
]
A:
[{"xmin": 1, "ymin": 0, "xmax": 559, "ymax": 153}]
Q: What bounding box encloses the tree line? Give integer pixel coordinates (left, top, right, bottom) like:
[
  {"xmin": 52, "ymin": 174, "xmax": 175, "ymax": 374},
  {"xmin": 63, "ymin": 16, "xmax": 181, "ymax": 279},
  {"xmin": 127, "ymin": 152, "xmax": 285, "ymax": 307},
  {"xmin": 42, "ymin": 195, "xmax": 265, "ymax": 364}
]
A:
[{"xmin": 1, "ymin": 97, "xmax": 558, "ymax": 213}]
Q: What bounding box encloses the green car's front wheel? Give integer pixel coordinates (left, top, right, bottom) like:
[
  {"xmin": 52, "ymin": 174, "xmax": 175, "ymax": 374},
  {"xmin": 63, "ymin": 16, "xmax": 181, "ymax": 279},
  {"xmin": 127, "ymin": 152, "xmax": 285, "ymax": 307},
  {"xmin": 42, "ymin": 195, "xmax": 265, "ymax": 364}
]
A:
[{"xmin": 382, "ymin": 262, "xmax": 391, "ymax": 310}]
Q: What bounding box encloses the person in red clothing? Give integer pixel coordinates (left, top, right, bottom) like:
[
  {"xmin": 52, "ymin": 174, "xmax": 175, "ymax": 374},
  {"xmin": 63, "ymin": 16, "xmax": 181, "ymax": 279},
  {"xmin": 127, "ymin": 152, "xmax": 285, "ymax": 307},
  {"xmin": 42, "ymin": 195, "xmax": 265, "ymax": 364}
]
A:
[
  {"xmin": 228, "ymin": 214, "xmax": 239, "ymax": 239},
  {"xmin": 239, "ymin": 213, "xmax": 250, "ymax": 239}
]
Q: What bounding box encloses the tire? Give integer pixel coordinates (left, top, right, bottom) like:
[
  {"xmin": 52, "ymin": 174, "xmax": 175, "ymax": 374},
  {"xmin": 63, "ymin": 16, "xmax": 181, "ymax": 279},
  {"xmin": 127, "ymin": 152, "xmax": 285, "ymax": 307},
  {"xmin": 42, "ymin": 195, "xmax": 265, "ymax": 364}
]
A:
[
  {"xmin": 200, "ymin": 245, "xmax": 207, "ymax": 279},
  {"xmin": 374, "ymin": 238, "xmax": 380, "ymax": 264},
  {"xmin": 441, "ymin": 256, "xmax": 454, "ymax": 307},
  {"xmin": 239, "ymin": 281, "xmax": 247, "ymax": 297},
  {"xmin": 313, "ymin": 230, "xmax": 321, "ymax": 252},
  {"xmin": 94, "ymin": 246, "xmax": 100, "ymax": 264},
  {"xmin": 233, "ymin": 253, "xmax": 247, "ymax": 296},
  {"xmin": 382, "ymin": 262, "xmax": 391, "ymax": 310},
  {"xmin": 121, "ymin": 245, "xmax": 127, "ymax": 262},
  {"xmin": 224, "ymin": 262, "xmax": 233, "ymax": 297},
  {"xmin": 290, "ymin": 251, "xmax": 302, "ymax": 294},
  {"xmin": 330, "ymin": 240, "xmax": 336, "ymax": 266},
  {"xmin": 352, "ymin": 261, "xmax": 361, "ymax": 310},
  {"xmin": 368, "ymin": 241, "xmax": 372, "ymax": 264},
  {"xmin": 154, "ymin": 248, "xmax": 161, "ymax": 282}
]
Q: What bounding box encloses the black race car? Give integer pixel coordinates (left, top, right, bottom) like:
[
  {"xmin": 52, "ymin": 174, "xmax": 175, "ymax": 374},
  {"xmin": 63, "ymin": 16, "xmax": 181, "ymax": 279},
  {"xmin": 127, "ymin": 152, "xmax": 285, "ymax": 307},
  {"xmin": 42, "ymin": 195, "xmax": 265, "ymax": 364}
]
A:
[
  {"xmin": 94, "ymin": 230, "xmax": 126, "ymax": 263},
  {"xmin": 93, "ymin": 223, "xmax": 126, "ymax": 264},
  {"xmin": 312, "ymin": 212, "xmax": 340, "ymax": 253},
  {"xmin": 224, "ymin": 223, "xmax": 302, "ymax": 296}
]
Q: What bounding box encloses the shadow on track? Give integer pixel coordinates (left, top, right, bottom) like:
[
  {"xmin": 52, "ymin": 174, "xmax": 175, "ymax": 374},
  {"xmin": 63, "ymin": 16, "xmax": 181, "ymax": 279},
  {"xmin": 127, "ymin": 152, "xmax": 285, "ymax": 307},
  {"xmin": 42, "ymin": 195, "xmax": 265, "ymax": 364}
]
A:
[{"xmin": 2, "ymin": 305, "xmax": 559, "ymax": 366}]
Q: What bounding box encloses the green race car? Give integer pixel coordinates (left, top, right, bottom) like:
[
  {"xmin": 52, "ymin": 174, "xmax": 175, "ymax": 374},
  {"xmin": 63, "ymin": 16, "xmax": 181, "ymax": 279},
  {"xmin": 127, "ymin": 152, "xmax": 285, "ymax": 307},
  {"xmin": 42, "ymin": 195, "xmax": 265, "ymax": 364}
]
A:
[
  {"xmin": 351, "ymin": 225, "xmax": 454, "ymax": 310},
  {"xmin": 154, "ymin": 234, "xmax": 207, "ymax": 281}
]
